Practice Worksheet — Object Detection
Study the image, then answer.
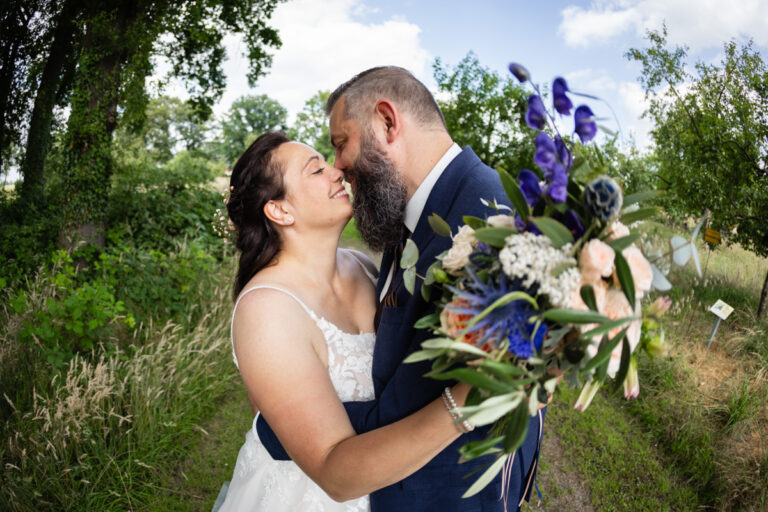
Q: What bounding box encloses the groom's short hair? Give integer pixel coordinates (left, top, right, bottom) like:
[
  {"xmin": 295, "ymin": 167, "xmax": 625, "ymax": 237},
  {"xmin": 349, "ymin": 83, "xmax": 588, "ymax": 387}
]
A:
[{"xmin": 326, "ymin": 66, "xmax": 446, "ymax": 129}]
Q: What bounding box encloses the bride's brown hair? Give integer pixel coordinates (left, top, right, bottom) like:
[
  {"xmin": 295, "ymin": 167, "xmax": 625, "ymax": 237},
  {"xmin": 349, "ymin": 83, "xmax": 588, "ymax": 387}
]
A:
[{"xmin": 227, "ymin": 131, "xmax": 290, "ymax": 300}]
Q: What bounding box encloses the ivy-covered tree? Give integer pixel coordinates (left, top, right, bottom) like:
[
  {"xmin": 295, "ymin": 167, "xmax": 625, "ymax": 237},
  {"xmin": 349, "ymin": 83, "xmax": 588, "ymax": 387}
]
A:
[
  {"xmin": 218, "ymin": 94, "xmax": 287, "ymax": 165},
  {"xmin": 11, "ymin": 0, "xmax": 283, "ymax": 249},
  {"xmin": 432, "ymin": 52, "xmax": 532, "ymax": 173},
  {"xmin": 288, "ymin": 90, "xmax": 333, "ymax": 160},
  {"xmin": 627, "ymin": 27, "xmax": 768, "ymax": 318}
]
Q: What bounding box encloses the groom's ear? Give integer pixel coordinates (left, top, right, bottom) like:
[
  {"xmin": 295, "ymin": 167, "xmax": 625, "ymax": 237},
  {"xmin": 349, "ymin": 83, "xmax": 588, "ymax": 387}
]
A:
[{"xmin": 373, "ymin": 99, "xmax": 400, "ymax": 144}]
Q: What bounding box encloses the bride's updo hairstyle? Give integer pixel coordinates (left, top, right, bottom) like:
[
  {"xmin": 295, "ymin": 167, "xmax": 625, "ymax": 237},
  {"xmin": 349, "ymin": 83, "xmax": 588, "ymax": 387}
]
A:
[{"xmin": 227, "ymin": 131, "xmax": 290, "ymax": 300}]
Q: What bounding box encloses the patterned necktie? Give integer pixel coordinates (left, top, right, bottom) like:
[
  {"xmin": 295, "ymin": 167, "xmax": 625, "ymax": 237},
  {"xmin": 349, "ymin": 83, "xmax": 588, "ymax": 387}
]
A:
[{"xmin": 373, "ymin": 225, "xmax": 410, "ymax": 332}]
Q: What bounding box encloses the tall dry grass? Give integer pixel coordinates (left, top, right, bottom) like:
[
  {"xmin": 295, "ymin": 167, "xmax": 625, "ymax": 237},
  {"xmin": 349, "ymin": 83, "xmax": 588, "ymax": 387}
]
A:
[{"xmin": 1, "ymin": 256, "xmax": 238, "ymax": 511}]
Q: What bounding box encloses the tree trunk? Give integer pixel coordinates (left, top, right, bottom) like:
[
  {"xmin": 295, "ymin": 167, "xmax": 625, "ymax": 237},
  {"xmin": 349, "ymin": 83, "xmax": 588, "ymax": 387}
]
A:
[
  {"xmin": 18, "ymin": 0, "xmax": 79, "ymax": 211},
  {"xmin": 61, "ymin": 2, "xmax": 136, "ymax": 250},
  {"xmin": 758, "ymin": 267, "xmax": 768, "ymax": 321},
  {"xmin": 0, "ymin": 2, "xmax": 29, "ymax": 171}
]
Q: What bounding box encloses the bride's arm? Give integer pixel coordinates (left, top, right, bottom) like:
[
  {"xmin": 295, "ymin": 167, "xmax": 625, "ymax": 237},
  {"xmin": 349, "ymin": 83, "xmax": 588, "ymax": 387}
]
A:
[{"xmin": 233, "ymin": 289, "xmax": 467, "ymax": 502}]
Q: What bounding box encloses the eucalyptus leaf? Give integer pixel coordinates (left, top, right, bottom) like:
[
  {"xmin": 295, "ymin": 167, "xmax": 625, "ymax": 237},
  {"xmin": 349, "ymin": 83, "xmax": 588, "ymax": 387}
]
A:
[
  {"xmin": 650, "ymin": 263, "xmax": 672, "ymax": 291},
  {"xmin": 462, "ymin": 454, "xmax": 509, "ymax": 498},
  {"xmin": 400, "ymin": 239, "xmax": 419, "ymax": 269},
  {"xmin": 403, "ymin": 267, "xmax": 416, "ymax": 294},
  {"xmin": 527, "ymin": 384, "xmax": 541, "ymax": 416},
  {"xmin": 497, "ymin": 168, "xmax": 530, "ymax": 220},
  {"xmin": 620, "ymin": 207, "xmax": 659, "ymax": 225},
  {"xmin": 530, "ymin": 217, "xmax": 574, "ymax": 248},
  {"xmin": 691, "ymin": 215, "xmax": 706, "ymax": 241},
  {"xmin": 613, "ymin": 250, "xmax": 636, "ymax": 309},
  {"xmin": 463, "ymin": 215, "xmax": 488, "ymax": 229},
  {"xmin": 670, "ymin": 235, "xmax": 691, "ymax": 266},
  {"xmin": 428, "ymin": 214, "xmax": 452, "ymax": 237},
  {"xmin": 691, "ymin": 238, "xmax": 702, "ymax": 277},
  {"xmin": 473, "ymin": 227, "xmax": 514, "ymax": 248},
  {"xmin": 414, "ymin": 313, "xmax": 439, "ymax": 329}
]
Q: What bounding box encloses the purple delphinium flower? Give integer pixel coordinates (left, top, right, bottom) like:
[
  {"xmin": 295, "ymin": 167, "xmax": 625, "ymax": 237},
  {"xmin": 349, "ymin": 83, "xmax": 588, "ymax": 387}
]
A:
[
  {"xmin": 518, "ymin": 169, "xmax": 542, "ymax": 206},
  {"xmin": 515, "ymin": 215, "xmax": 542, "ymax": 235},
  {"xmin": 508, "ymin": 63, "xmax": 530, "ymax": 83},
  {"xmin": 574, "ymin": 105, "xmax": 597, "ymax": 143},
  {"xmin": 554, "ymin": 136, "xmax": 573, "ymax": 171},
  {"xmin": 552, "ymin": 77, "xmax": 573, "ymax": 115},
  {"xmin": 559, "ymin": 209, "xmax": 585, "ymax": 238},
  {"xmin": 534, "ymin": 132, "xmax": 557, "ymax": 171},
  {"xmin": 525, "ymin": 95, "xmax": 547, "ymax": 130},
  {"xmin": 446, "ymin": 271, "xmax": 545, "ymax": 359},
  {"xmin": 546, "ymin": 163, "xmax": 568, "ymax": 203}
]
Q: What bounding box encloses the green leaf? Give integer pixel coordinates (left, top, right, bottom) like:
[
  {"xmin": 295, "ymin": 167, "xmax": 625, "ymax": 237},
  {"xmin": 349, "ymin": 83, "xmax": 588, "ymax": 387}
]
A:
[
  {"xmin": 458, "ymin": 291, "xmax": 538, "ymax": 339},
  {"xmin": 428, "ymin": 214, "xmax": 452, "ymax": 237},
  {"xmin": 580, "ymin": 285, "xmax": 598, "ymax": 311},
  {"xmin": 431, "ymin": 368, "xmax": 512, "ymax": 394},
  {"xmin": 613, "ymin": 250, "xmax": 636, "ymax": 309},
  {"xmin": 612, "ymin": 337, "xmax": 632, "ymax": 391},
  {"xmin": 583, "ymin": 326, "xmax": 628, "ymax": 372},
  {"xmin": 420, "ymin": 283, "xmax": 431, "ymax": 302},
  {"xmin": 530, "ymin": 217, "xmax": 574, "ymax": 248},
  {"xmin": 462, "ymin": 454, "xmax": 509, "ymax": 498},
  {"xmin": 473, "ymin": 227, "xmax": 514, "ymax": 248},
  {"xmin": 623, "ymin": 190, "xmax": 664, "ymax": 207},
  {"xmin": 580, "ymin": 317, "xmax": 633, "ymax": 339},
  {"xmin": 403, "ymin": 267, "xmax": 416, "ymax": 294},
  {"xmin": 607, "ymin": 233, "xmax": 642, "ymax": 251},
  {"xmin": 497, "ymin": 168, "xmax": 530, "ymax": 220},
  {"xmin": 541, "ymin": 309, "xmax": 610, "ymax": 324},
  {"xmin": 403, "ymin": 349, "xmax": 443, "ymax": 363},
  {"xmin": 460, "ymin": 392, "xmax": 524, "ymax": 426},
  {"xmin": 459, "ymin": 436, "xmax": 505, "ymax": 462},
  {"xmin": 503, "ymin": 402, "xmax": 531, "ymax": 452},
  {"xmin": 620, "ymin": 207, "xmax": 659, "ymax": 225},
  {"xmin": 414, "ymin": 313, "xmax": 439, "ymax": 329},
  {"xmin": 477, "ymin": 360, "xmax": 529, "ymax": 378},
  {"xmin": 463, "ymin": 216, "xmax": 487, "ymax": 229},
  {"xmin": 400, "ymin": 239, "xmax": 419, "ymax": 269}
]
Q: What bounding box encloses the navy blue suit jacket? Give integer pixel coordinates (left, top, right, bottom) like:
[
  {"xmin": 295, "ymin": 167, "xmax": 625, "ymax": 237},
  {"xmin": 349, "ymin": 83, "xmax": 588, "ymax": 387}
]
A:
[{"xmin": 256, "ymin": 147, "xmax": 544, "ymax": 511}]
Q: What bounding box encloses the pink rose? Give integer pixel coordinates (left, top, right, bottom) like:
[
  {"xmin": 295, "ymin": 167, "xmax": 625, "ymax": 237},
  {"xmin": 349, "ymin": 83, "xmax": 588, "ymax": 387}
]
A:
[
  {"xmin": 608, "ymin": 221, "xmax": 630, "ymax": 240},
  {"xmin": 601, "ymin": 290, "xmax": 641, "ymax": 377},
  {"xmin": 622, "ymin": 246, "xmax": 653, "ymax": 295},
  {"xmin": 579, "ymin": 239, "xmax": 615, "ymax": 283}
]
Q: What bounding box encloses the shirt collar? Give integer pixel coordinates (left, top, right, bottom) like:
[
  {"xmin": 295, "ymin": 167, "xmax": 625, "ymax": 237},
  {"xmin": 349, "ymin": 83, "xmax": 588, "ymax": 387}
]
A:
[{"xmin": 403, "ymin": 143, "xmax": 461, "ymax": 233}]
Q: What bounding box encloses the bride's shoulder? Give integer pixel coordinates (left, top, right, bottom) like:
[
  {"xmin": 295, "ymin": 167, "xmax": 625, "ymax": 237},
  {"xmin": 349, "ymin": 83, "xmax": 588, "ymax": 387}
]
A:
[
  {"xmin": 339, "ymin": 248, "xmax": 379, "ymax": 284},
  {"xmin": 233, "ymin": 285, "xmax": 314, "ymax": 337}
]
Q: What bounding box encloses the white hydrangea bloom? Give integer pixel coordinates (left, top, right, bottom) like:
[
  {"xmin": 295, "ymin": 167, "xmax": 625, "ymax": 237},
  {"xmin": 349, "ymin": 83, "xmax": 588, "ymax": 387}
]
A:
[{"xmin": 499, "ymin": 232, "xmax": 580, "ymax": 309}]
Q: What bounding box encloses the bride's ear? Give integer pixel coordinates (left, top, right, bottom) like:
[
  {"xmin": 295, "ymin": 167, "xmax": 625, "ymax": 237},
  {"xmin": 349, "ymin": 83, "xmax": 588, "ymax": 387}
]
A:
[{"xmin": 264, "ymin": 200, "xmax": 294, "ymax": 226}]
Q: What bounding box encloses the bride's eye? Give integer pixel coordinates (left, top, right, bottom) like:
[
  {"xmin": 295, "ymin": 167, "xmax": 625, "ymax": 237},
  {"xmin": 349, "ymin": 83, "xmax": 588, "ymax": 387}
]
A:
[{"xmin": 312, "ymin": 167, "xmax": 325, "ymax": 175}]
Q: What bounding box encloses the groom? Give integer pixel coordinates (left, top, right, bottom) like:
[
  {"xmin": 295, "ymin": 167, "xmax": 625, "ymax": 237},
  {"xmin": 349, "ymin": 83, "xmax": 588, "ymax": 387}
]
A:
[{"xmin": 257, "ymin": 66, "xmax": 545, "ymax": 511}]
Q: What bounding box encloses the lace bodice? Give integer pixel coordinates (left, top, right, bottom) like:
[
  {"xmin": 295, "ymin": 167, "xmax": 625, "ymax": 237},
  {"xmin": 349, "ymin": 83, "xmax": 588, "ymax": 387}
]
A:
[{"xmin": 230, "ymin": 285, "xmax": 376, "ymax": 402}]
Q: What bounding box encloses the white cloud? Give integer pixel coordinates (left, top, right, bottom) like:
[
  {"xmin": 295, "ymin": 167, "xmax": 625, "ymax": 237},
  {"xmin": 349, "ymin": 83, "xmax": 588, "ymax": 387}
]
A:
[
  {"xmin": 216, "ymin": 0, "xmax": 431, "ymax": 120},
  {"xmin": 558, "ymin": 0, "xmax": 768, "ymax": 50}
]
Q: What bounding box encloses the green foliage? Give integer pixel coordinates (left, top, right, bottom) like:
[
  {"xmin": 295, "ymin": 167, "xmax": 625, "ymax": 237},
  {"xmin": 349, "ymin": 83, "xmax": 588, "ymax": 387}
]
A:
[
  {"xmin": 11, "ymin": 252, "xmax": 134, "ymax": 365},
  {"xmin": 218, "ymin": 94, "xmax": 288, "ymax": 164},
  {"xmin": 433, "ymin": 52, "xmax": 533, "ymax": 172},
  {"xmin": 287, "ymin": 90, "xmax": 334, "ymax": 160}
]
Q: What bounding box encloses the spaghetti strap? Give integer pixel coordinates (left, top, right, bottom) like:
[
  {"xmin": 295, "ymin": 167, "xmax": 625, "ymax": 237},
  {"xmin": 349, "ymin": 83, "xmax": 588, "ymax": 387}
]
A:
[
  {"xmin": 345, "ymin": 249, "xmax": 378, "ymax": 284},
  {"xmin": 230, "ymin": 285, "xmax": 318, "ymax": 369}
]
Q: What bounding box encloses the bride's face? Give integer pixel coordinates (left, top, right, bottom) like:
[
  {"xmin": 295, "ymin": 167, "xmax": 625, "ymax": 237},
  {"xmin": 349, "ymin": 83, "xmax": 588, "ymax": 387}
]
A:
[{"xmin": 275, "ymin": 141, "xmax": 352, "ymax": 230}]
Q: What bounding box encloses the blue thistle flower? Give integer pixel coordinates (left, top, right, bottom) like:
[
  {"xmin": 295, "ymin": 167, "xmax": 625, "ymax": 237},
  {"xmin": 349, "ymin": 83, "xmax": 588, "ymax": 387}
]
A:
[
  {"xmin": 583, "ymin": 176, "xmax": 623, "ymax": 222},
  {"xmin": 445, "ymin": 271, "xmax": 545, "ymax": 359}
]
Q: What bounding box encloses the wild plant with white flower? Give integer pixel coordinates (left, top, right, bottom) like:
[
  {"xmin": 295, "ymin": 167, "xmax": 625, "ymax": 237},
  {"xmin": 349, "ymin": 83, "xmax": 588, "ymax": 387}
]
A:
[{"xmin": 401, "ymin": 64, "xmax": 704, "ymax": 497}]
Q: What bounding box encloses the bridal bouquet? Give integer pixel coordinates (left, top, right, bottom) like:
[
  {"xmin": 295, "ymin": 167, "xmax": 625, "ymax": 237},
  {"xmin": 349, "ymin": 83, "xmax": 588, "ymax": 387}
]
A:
[{"xmin": 401, "ymin": 64, "xmax": 697, "ymax": 496}]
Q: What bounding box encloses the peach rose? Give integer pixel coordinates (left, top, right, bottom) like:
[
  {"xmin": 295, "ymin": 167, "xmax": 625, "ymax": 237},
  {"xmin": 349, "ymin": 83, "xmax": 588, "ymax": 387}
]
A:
[
  {"xmin": 440, "ymin": 298, "xmax": 490, "ymax": 350},
  {"xmin": 600, "ymin": 289, "xmax": 641, "ymax": 377},
  {"xmin": 622, "ymin": 245, "xmax": 653, "ymax": 295},
  {"xmin": 487, "ymin": 215, "xmax": 517, "ymax": 229},
  {"xmin": 442, "ymin": 226, "xmax": 476, "ymax": 274},
  {"xmin": 607, "ymin": 221, "xmax": 630, "ymax": 240},
  {"xmin": 579, "ymin": 239, "xmax": 615, "ymax": 283}
]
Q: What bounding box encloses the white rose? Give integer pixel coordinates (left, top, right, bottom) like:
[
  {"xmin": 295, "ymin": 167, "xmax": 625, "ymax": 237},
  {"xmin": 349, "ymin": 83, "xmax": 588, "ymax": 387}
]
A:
[
  {"xmin": 442, "ymin": 242, "xmax": 473, "ymax": 274},
  {"xmin": 453, "ymin": 225, "xmax": 476, "ymax": 246},
  {"xmin": 487, "ymin": 215, "xmax": 517, "ymax": 229}
]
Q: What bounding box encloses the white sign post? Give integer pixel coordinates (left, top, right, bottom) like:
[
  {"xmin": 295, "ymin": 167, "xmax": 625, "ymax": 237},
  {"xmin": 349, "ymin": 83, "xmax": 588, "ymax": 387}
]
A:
[{"xmin": 707, "ymin": 299, "xmax": 734, "ymax": 349}]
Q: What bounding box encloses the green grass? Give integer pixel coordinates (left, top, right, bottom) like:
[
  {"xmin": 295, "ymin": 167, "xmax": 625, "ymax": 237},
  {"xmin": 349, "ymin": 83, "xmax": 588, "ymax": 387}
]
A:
[{"xmin": 544, "ymin": 386, "xmax": 700, "ymax": 511}]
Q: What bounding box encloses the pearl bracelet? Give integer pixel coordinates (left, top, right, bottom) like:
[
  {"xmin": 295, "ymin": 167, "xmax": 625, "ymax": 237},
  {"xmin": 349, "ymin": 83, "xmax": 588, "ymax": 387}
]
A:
[{"xmin": 441, "ymin": 386, "xmax": 475, "ymax": 434}]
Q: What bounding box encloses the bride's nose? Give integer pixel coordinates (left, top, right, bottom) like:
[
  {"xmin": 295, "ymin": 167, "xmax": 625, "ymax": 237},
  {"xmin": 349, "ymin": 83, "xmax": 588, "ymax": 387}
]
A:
[{"xmin": 330, "ymin": 167, "xmax": 344, "ymax": 183}]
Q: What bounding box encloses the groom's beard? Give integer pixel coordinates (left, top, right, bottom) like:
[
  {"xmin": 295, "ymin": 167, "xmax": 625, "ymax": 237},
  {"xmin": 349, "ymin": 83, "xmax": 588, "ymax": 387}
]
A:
[{"xmin": 350, "ymin": 135, "xmax": 408, "ymax": 252}]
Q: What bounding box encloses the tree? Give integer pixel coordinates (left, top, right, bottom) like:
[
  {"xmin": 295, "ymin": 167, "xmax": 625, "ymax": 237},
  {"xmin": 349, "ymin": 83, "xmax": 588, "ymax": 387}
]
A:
[
  {"xmin": 55, "ymin": 0, "xmax": 281, "ymax": 249},
  {"xmin": 219, "ymin": 94, "xmax": 287, "ymax": 164},
  {"xmin": 627, "ymin": 27, "xmax": 768, "ymax": 318},
  {"xmin": 288, "ymin": 90, "xmax": 333, "ymax": 160},
  {"xmin": 432, "ymin": 52, "xmax": 533, "ymax": 174}
]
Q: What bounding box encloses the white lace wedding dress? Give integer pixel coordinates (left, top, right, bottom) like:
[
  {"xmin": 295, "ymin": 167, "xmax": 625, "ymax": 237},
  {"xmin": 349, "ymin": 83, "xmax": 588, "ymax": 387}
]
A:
[{"xmin": 218, "ymin": 282, "xmax": 376, "ymax": 512}]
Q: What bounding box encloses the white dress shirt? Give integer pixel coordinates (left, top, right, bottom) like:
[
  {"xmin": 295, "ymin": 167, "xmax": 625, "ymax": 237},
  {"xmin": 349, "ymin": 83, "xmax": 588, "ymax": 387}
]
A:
[{"xmin": 380, "ymin": 143, "xmax": 462, "ymax": 301}]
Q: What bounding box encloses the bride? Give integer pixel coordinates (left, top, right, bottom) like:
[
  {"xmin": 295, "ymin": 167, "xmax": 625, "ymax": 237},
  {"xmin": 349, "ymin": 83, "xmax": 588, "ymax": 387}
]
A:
[{"xmin": 218, "ymin": 132, "xmax": 471, "ymax": 511}]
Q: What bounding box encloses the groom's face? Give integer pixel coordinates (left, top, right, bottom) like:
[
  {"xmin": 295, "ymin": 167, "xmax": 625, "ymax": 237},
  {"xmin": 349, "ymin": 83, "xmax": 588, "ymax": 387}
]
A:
[{"xmin": 329, "ymin": 97, "xmax": 408, "ymax": 252}]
